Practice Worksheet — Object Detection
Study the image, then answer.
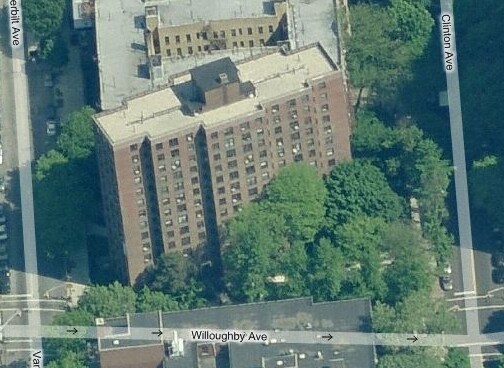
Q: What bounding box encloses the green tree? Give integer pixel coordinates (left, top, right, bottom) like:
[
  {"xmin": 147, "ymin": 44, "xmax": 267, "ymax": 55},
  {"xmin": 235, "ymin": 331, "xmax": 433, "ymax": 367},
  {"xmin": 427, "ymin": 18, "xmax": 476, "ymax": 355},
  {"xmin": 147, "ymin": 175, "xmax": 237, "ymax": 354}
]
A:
[
  {"xmin": 23, "ymin": 0, "xmax": 65, "ymax": 39},
  {"xmin": 308, "ymin": 237, "xmax": 345, "ymax": 301},
  {"xmin": 373, "ymin": 290, "xmax": 459, "ymax": 334},
  {"xmin": 325, "ymin": 160, "xmax": 404, "ymax": 228},
  {"xmin": 263, "ymin": 163, "xmax": 327, "ymax": 243},
  {"xmin": 334, "ymin": 216, "xmax": 388, "ymax": 299},
  {"xmin": 57, "ymin": 106, "xmax": 96, "ymax": 160},
  {"xmin": 77, "ymin": 282, "xmax": 137, "ymax": 318},
  {"xmin": 136, "ymin": 287, "xmax": 180, "ymax": 312},
  {"xmin": 443, "ymin": 348, "xmax": 470, "ymax": 368},
  {"xmin": 222, "ymin": 204, "xmax": 286, "ymax": 302},
  {"xmin": 378, "ymin": 349, "xmax": 443, "ymax": 368},
  {"xmin": 45, "ymin": 350, "xmax": 87, "ymax": 368}
]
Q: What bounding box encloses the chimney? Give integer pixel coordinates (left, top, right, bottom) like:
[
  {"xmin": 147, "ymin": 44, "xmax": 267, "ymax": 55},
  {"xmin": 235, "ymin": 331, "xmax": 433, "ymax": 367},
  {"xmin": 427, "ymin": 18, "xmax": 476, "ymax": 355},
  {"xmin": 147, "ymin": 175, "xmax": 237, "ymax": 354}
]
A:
[{"xmin": 219, "ymin": 73, "xmax": 229, "ymax": 84}]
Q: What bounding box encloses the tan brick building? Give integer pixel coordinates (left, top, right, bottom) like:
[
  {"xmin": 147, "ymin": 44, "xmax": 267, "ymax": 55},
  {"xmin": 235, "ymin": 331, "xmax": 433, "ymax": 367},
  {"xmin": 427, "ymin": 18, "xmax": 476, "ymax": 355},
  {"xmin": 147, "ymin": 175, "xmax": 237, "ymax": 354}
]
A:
[
  {"xmin": 94, "ymin": 43, "xmax": 352, "ymax": 284},
  {"xmin": 145, "ymin": 1, "xmax": 288, "ymax": 59}
]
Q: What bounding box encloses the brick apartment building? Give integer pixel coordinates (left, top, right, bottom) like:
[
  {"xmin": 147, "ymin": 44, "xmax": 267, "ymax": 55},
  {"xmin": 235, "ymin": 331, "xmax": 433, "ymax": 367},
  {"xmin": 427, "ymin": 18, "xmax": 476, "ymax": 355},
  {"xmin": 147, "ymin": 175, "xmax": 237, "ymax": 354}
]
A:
[
  {"xmin": 145, "ymin": 0, "xmax": 288, "ymax": 59},
  {"xmin": 93, "ymin": 43, "xmax": 352, "ymax": 284}
]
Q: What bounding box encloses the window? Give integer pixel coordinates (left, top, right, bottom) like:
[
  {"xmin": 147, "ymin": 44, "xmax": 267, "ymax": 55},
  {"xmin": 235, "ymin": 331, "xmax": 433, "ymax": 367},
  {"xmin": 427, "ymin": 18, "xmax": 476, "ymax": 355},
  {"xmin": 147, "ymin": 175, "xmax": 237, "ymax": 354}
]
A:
[
  {"xmin": 131, "ymin": 155, "xmax": 139, "ymax": 163},
  {"xmin": 220, "ymin": 30, "xmax": 225, "ymax": 38},
  {"xmin": 322, "ymin": 115, "xmax": 331, "ymax": 123},
  {"xmin": 190, "ymin": 165, "xmax": 198, "ymax": 173},
  {"xmin": 219, "ymin": 198, "xmax": 227, "ymax": 205},
  {"xmin": 259, "ymin": 150, "xmax": 267, "ymax": 158},
  {"xmin": 198, "ymin": 232, "xmax": 206, "ymax": 240},
  {"xmin": 277, "ymin": 148, "xmax": 285, "ymax": 157},
  {"xmin": 240, "ymin": 41, "xmax": 244, "ymax": 47},
  {"xmin": 202, "ymin": 32, "xmax": 208, "ymax": 40},
  {"xmin": 233, "ymin": 41, "xmax": 238, "ymax": 48},
  {"xmin": 162, "ymin": 198, "xmax": 170, "ymax": 205},
  {"xmin": 193, "ymin": 188, "xmax": 200, "ymax": 195},
  {"xmin": 247, "ymin": 176, "xmax": 257, "ymax": 186},
  {"xmin": 240, "ymin": 121, "xmax": 250, "ymax": 131},
  {"xmin": 216, "ymin": 176, "xmax": 224, "ymax": 183},
  {"xmin": 242, "ymin": 132, "xmax": 252, "ymax": 141},
  {"xmin": 321, "ymin": 104, "xmax": 329, "ymax": 112},
  {"xmin": 224, "ymin": 127, "xmax": 234, "ymax": 136},
  {"xmin": 165, "ymin": 219, "xmax": 173, "ymax": 227},
  {"xmin": 157, "ymin": 153, "xmax": 165, "ymax": 161},
  {"xmin": 269, "ymin": 25, "xmax": 274, "ymax": 33},
  {"xmin": 249, "ymin": 40, "xmax": 254, "ymax": 47},
  {"xmin": 258, "ymin": 26, "xmax": 264, "ymax": 34},
  {"xmin": 141, "ymin": 232, "xmax": 149, "ymax": 240},
  {"xmin": 319, "ymin": 92, "xmax": 328, "ymax": 101},
  {"xmin": 214, "ymin": 153, "xmax": 221, "ymax": 161},
  {"xmin": 171, "ymin": 149, "xmax": 179, "ymax": 158},
  {"xmin": 196, "ymin": 32, "xmax": 201, "ymax": 39},
  {"xmin": 182, "ymin": 237, "xmax": 191, "ymax": 246},
  {"xmin": 287, "ymin": 98, "xmax": 296, "ymax": 108},
  {"xmin": 291, "ymin": 132, "xmax": 300, "ymax": 140},
  {"xmin": 326, "ymin": 148, "xmax": 334, "ymax": 156},
  {"xmin": 228, "ymin": 160, "xmax": 238, "ymax": 169},
  {"xmin": 130, "ymin": 144, "xmax": 138, "ymax": 152},
  {"xmin": 218, "ymin": 187, "xmax": 225, "ymax": 194},
  {"xmin": 230, "ymin": 171, "xmax": 239, "ymax": 180},
  {"xmin": 178, "ymin": 215, "xmax": 188, "ymax": 224},
  {"xmin": 212, "ymin": 142, "xmax": 220, "ymax": 150},
  {"xmin": 213, "ymin": 31, "xmax": 218, "ymax": 39},
  {"xmin": 167, "ymin": 230, "xmax": 175, "ymax": 238},
  {"xmin": 231, "ymin": 29, "xmax": 237, "ymax": 37},
  {"xmin": 188, "ymin": 46, "xmax": 193, "ymax": 54},
  {"xmin": 246, "ymin": 166, "xmax": 256, "ymax": 175},
  {"xmin": 191, "ymin": 177, "xmax": 199, "ymax": 185},
  {"xmin": 175, "ymin": 35, "xmax": 180, "ymax": 43},
  {"xmin": 247, "ymin": 27, "xmax": 253, "ymax": 35},
  {"xmin": 215, "ymin": 164, "xmax": 223, "ymax": 172},
  {"xmin": 226, "ymin": 149, "xmax": 236, "ymax": 158},
  {"xmin": 178, "ymin": 204, "xmax": 187, "ymax": 213},
  {"xmin": 186, "ymin": 34, "xmax": 191, "ymax": 42},
  {"xmin": 243, "ymin": 143, "xmax": 253, "ymax": 153},
  {"xmin": 259, "ymin": 39, "xmax": 265, "ymax": 46},
  {"xmin": 271, "ymin": 104, "xmax": 279, "ymax": 113},
  {"xmin": 168, "ymin": 241, "xmax": 176, "ymax": 249},
  {"xmin": 304, "ymin": 117, "xmax": 312, "ymax": 125},
  {"xmin": 136, "ymin": 188, "xmax": 144, "ymax": 196},
  {"xmin": 186, "ymin": 133, "xmax": 193, "ymax": 141},
  {"xmin": 160, "ymin": 175, "xmax": 168, "ymax": 182},
  {"xmin": 279, "ymin": 159, "xmax": 287, "ymax": 167},
  {"xmin": 134, "ymin": 176, "xmax": 142, "ymax": 184},
  {"xmin": 256, "ymin": 128, "xmax": 264, "ymax": 137},
  {"xmin": 211, "ymin": 132, "xmax": 219, "ymax": 139},
  {"xmin": 239, "ymin": 28, "xmax": 243, "ymax": 35},
  {"xmin": 325, "ymin": 136, "xmax": 333, "ymax": 145},
  {"xmin": 248, "ymin": 187, "xmax": 258, "ymax": 196},
  {"xmin": 180, "ymin": 226, "xmax": 190, "ymax": 235},
  {"xmin": 276, "ymin": 138, "xmax": 283, "ymax": 147},
  {"xmin": 318, "ymin": 81, "xmax": 327, "ymax": 89},
  {"xmin": 324, "ymin": 126, "xmax": 332, "ymax": 134},
  {"xmin": 166, "ymin": 49, "xmax": 171, "ymax": 57},
  {"xmin": 137, "ymin": 198, "xmax": 145, "ymax": 206},
  {"xmin": 197, "ymin": 45, "xmax": 202, "ymax": 52},
  {"xmin": 177, "ymin": 48, "xmax": 182, "ymax": 56},
  {"xmin": 169, "ymin": 138, "xmax": 179, "ymax": 147},
  {"xmin": 328, "ymin": 159, "xmax": 336, "ymax": 166},
  {"xmin": 164, "ymin": 36, "xmax": 170, "ymax": 45},
  {"xmin": 258, "ymin": 138, "xmax": 266, "ymax": 147},
  {"xmin": 225, "ymin": 137, "xmax": 234, "ymax": 148},
  {"xmin": 260, "ymin": 161, "xmax": 268, "ymax": 169},
  {"xmin": 204, "ymin": 45, "xmax": 209, "ymax": 51},
  {"xmin": 274, "ymin": 126, "xmax": 282, "ymax": 134},
  {"xmin": 306, "ymin": 127, "xmax": 314, "ymax": 135},
  {"xmin": 220, "ymin": 209, "xmax": 229, "ymax": 217},
  {"xmin": 255, "ymin": 117, "xmax": 263, "ymax": 124},
  {"xmin": 173, "ymin": 172, "xmax": 183, "ymax": 180}
]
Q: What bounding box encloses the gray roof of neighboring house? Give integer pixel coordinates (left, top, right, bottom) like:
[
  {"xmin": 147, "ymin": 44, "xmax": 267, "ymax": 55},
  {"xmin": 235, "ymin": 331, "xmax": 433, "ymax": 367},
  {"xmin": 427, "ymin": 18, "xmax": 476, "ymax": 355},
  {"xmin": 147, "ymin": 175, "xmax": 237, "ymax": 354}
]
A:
[{"xmin": 98, "ymin": 297, "xmax": 375, "ymax": 368}]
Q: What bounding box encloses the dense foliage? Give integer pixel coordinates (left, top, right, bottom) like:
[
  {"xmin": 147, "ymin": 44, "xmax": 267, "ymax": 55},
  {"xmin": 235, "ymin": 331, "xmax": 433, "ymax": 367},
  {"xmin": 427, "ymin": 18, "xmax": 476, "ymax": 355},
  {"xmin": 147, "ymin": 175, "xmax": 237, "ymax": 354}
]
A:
[{"xmin": 34, "ymin": 107, "xmax": 99, "ymax": 269}]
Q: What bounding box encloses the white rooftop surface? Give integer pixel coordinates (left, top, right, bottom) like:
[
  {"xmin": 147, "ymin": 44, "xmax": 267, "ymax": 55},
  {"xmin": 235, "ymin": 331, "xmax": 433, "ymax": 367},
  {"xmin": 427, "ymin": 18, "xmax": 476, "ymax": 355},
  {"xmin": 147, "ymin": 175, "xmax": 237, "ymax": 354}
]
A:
[
  {"xmin": 289, "ymin": 0, "xmax": 340, "ymax": 65},
  {"xmin": 157, "ymin": 0, "xmax": 273, "ymax": 26},
  {"xmin": 95, "ymin": 0, "xmax": 150, "ymax": 110},
  {"xmin": 95, "ymin": 45, "xmax": 335, "ymax": 145}
]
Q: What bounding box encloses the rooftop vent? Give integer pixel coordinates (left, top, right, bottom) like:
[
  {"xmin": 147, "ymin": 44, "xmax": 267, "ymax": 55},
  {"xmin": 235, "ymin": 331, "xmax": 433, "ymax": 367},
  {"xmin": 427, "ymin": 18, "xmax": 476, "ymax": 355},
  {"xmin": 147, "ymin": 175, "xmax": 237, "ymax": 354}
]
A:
[{"xmin": 219, "ymin": 73, "xmax": 229, "ymax": 84}]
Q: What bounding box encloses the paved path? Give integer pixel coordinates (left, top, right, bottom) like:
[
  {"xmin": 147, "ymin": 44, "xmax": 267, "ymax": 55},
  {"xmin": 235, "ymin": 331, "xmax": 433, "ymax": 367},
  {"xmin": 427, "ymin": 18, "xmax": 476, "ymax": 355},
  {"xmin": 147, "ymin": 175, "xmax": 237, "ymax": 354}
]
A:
[
  {"xmin": 440, "ymin": 0, "xmax": 482, "ymax": 366},
  {"xmin": 10, "ymin": 15, "xmax": 42, "ymax": 356}
]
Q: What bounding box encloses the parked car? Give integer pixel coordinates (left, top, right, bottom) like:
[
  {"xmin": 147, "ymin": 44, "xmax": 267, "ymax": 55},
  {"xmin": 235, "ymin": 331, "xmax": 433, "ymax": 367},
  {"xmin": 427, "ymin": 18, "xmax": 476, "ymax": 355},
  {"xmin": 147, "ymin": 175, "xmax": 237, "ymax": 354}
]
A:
[
  {"xmin": 46, "ymin": 120, "xmax": 57, "ymax": 136},
  {"xmin": 0, "ymin": 146, "xmax": 3, "ymax": 165},
  {"xmin": 443, "ymin": 262, "xmax": 452, "ymax": 274},
  {"xmin": 0, "ymin": 177, "xmax": 4, "ymax": 192},
  {"xmin": 440, "ymin": 275, "xmax": 454, "ymax": 291},
  {"xmin": 492, "ymin": 268, "xmax": 504, "ymax": 284},
  {"xmin": 492, "ymin": 252, "xmax": 504, "ymax": 268}
]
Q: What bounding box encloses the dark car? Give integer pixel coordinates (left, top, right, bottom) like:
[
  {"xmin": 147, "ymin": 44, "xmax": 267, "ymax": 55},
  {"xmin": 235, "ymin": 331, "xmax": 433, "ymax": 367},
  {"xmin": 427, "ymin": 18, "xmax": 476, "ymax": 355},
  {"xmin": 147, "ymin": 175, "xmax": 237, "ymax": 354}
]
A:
[
  {"xmin": 492, "ymin": 268, "xmax": 504, "ymax": 284},
  {"xmin": 439, "ymin": 275, "xmax": 454, "ymax": 291},
  {"xmin": 0, "ymin": 274, "xmax": 10, "ymax": 294},
  {"xmin": 491, "ymin": 252, "xmax": 504, "ymax": 268}
]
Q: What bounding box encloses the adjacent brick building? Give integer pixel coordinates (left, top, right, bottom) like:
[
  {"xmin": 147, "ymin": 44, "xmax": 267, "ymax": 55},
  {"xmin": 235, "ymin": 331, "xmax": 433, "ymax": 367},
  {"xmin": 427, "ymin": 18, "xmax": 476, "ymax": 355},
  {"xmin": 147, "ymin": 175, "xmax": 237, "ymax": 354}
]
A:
[{"xmin": 94, "ymin": 43, "xmax": 352, "ymax": 284}]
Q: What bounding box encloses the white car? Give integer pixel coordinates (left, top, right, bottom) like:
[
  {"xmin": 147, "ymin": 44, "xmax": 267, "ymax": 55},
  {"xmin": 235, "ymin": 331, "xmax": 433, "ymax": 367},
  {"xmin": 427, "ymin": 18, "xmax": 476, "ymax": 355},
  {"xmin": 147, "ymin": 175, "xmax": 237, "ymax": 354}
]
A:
[
  {"xmin": 46, "ymin": 121, "xmax": 57, "ymax": 136},
  {"xmin": 0, "ymin": 147, "xmax": 3, "ymax": 165}
]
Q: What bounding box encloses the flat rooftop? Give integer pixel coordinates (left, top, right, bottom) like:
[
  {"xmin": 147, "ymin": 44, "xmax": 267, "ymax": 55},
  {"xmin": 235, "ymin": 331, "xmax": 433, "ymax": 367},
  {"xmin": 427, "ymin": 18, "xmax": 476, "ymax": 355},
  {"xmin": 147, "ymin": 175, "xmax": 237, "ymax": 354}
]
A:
[
  {"xmin": 156, "ymin": 0, "xmax": 275, "ymax": 27},
  {"xmin": 95, "ymin": 44, "xmax": 337, "ymax": 145},
  {"xmin": 95, "ymin": 0, "xmax": 341, "ymax": 110},
  {"xmin": 98, "ymin": 297, "xmax": 375, "ymax": 368}
]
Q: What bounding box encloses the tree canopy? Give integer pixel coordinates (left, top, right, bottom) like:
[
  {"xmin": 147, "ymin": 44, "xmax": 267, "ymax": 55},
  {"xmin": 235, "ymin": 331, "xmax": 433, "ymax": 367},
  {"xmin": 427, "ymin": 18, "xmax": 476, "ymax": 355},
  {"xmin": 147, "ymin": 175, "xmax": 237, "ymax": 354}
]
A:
[
  {"xmin": 325, "ymin": 160, "xmax": 404, "ymax": 228},
  {"xmin": 23, "ymin": 0, "xmax": 66, "ymax": 39},
  {"xmin": 57, "ymin": 106, "xmax": 96, "ymax": 160}
]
